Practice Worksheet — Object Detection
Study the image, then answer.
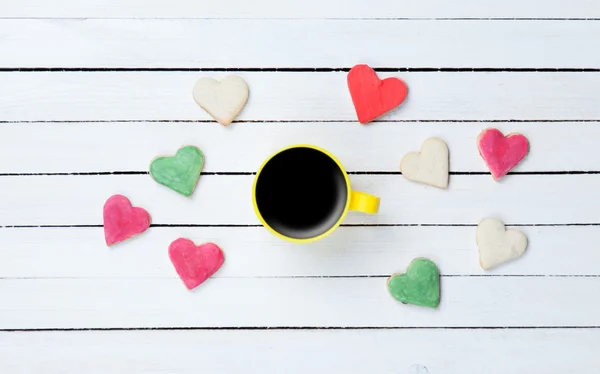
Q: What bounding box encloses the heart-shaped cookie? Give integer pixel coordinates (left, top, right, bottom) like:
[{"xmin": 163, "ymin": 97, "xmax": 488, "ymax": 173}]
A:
[
  {"xmin": 400, "ymin": 137, "xmax": 449, "ymax": 189},
  {"xmin": 150, "ymin": 145, "xmax": 204, "ymax": 197},
  {"xmin": 347, "ymin": 64, "xmax": 408, "ymax": 124},
  {"xmin": 193, "ymin": 76, "xmax": 249, "ymax": 126},
  {"xmin": 103, "ymin": 194, "xmax": 151, "ymax": 246},
  {"xmin": 476, "ymin": 218, "xmax": 528, "ymax": 270},
  {"xmin": 387, "ymin": 258, "xmax": 440, "ymax": 308},
  {"xmin": 477, "ymin": 128, "xmax": 529, "ymax": 180},
  {"xmin": 169, "ymin": 238, "xmax": 225, "ymax": 290}
]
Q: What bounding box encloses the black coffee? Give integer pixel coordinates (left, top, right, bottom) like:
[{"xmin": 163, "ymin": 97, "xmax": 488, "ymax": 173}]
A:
[{"xmin": 254, "ymin": 147, "xmax": 348, "ymax": 239}]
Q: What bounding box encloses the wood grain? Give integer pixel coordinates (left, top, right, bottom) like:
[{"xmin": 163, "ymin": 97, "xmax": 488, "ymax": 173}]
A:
[
  {"xmin": 1, "ymin": 19, "xmax": 599, "ymax": 68},
  {"xmin": 1, "ymin": 72, "xmax": 599, "ymax": 122},
  {"xmin": 1, "ymin": 225, "xmax": 598, "ymax": 278},
  {"xmin": 1, "ymin": 174, "xmax": 598, "ymax": 226},
  {"xmin": 4, "ymin": 0, "xmax": 600, "ymax": 19},
  {"xmin": 0, "ymin": 121, "xmax": 596, "ymax": 173},
  {"xmin": 1, "ymin": 329, "xmax": 598, "ymax": 374}
]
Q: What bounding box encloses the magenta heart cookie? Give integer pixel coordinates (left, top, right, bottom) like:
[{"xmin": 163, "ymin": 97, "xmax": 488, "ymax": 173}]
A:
[
  {"xmin": 169, "ymin": 238, "xmax": 225, "ymax": 290},
  {"xmin": 103, "ymin": 194, "xmax": 151, "ymax": 246},
  {"xmin": 477, "ymin": 128, "xmax": 529, "ymax": 180}
]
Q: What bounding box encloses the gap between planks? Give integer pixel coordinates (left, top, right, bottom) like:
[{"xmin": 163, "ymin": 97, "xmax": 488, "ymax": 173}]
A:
[
  {"xmin": 3, "ymin": 223, "xmax": 600, "ymax": 228},
  {"xmin": 2, "ymin": 119, "xmax": 600, "ymax": 123},
  {"xmin": 3, "ymin": 326, "xmax": 600, "ymax": 332},
  {"xmin": 3, "ymin": 67, "xmax": 600, "ymax": 72},
  {"xmin": 1, "ymin": 171, "xmax": 600, "ymax": 176},
  {"xmin": 3, "ymin": 17, "xmax": 600, "ymax": 21},
  {"xmin": 1, "ymin": 275, "xmax": 599, "ymax": 280}
]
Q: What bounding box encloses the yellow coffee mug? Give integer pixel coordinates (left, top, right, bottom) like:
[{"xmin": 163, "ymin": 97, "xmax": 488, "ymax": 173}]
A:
[{"xmin": 252, "ymin": 144, "xmax": 380, "ymax": 243}]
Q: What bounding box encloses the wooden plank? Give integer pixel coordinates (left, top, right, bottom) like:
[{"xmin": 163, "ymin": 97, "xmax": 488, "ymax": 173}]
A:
[
  {"xmin": 4, "ymin": 0, "xmax": 600, "ymax": 19},
  {"xmin": 0, "ymin": 121, "xmax": 596, "ymax": 174},
  {"xmin": 1, "ymin": 72, "xmax": 598, "ymax": 122},
  {"xmin": 0, "ymin": 277, "xmax": 598, "ymax": 328},
  {"xmin": 0, "ymin": 174, "xmax": 597, "ymax": 226},
  {"xmin": 1, "ymin": 329, "xmax": 598, "ymax": 373},
  {"xmin": 1, "ymin": 20, "xmax": 599, "ymax": 68},
  {"xmin": 1, "ymin": 225, "xmax": 599, "ymax": 278}
]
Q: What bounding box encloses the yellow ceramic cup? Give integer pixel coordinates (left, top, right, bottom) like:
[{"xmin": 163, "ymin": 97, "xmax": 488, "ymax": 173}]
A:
[{"xmin": 252, "ymin": 144, "xmax": 380, "ymax": 243}]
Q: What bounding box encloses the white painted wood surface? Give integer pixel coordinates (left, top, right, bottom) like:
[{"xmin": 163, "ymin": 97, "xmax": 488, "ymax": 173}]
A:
[
  {"xmin": 3, "ymin": 0, "xmax": 599, "ymax": 19},
  {"xmin": 1, "ymin": 20, "xmax": 600, "ymax": 68},
  {"xmin": 2, "ymin": 1, "xmax": 600, "ymax": 372},
  {"xmin": 2, "ymin": 330, "xmax": 598, "ymax": 374},
  {"xmin": 3, "ymin": 277, "xmax": 600, "ymax": 328},
  {"xmin": 3, "ymin": 174, "xmax": 599, "ymax": 225},
  {"xmin": 0, "ymin": 122, "xmax": 597, "ymax": 173},
  {"xmin": 4, "ymin": 226, "xmax": 599, "ymax": 278},
  {"xmin": 2, "ymin": 73, "xmax": 600, "ymax": 121}
]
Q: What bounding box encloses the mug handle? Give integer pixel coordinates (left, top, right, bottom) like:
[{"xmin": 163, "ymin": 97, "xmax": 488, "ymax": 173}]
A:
[{"xmin": 349, "ymin": 190, "xmax": 380, "ymax": 214}]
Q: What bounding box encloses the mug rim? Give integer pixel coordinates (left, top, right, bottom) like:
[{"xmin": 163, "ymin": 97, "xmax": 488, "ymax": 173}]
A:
[{"xmin": 252, "ymin": 144, "xmax": 351, "ymax": 243}]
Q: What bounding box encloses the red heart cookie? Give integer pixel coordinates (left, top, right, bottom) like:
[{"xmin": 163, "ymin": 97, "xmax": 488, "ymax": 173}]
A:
[
  {"xmin": 347, "ymin": 64, "xmax": 408, "ymax": 124},
  {"xmin": 477, "ymin": 128, "xmax": 529, "ymax": 180},
  {"xmin": 169, "ymin": 239, "xmax": 225, "ymax": 290},
  {"xmin": 103, "ymin": 194, "xmax": 151, "ymax": 246}
]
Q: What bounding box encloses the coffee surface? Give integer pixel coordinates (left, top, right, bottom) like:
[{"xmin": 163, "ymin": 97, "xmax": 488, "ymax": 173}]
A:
[{"xmin": 255, "ymin": 147, "xmax": 348, "ymax": 239}]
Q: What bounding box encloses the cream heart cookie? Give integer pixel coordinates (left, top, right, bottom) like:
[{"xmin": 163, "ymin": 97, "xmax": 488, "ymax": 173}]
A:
[
  {"xmin": 400, "ymin": 137, "xmax": 449, "ymax": 189},
  {"xmin": 192, "ymin": 76, "xmax": 249, "ymax": 126},
  {"xmin": 476, "ymin": 218, "xmax": 528, "ymax": 270}
]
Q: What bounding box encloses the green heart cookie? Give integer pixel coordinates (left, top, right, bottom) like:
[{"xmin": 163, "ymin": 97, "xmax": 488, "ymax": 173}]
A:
[
  {"xmin": 387, "ymin": 258, "xmax": 440, "ymax": 308},
  {"xmin": 150, "ymin": 146, "xmax": 204, "ymax": 197}
]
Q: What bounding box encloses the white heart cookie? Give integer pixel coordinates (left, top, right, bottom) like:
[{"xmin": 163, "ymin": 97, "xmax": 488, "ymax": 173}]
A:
[
  {"xmin": 192, "ymin": 76, "xmax": 249, "ymax": 126},
  {"xmin": 476, "ymin": 218, "xmax": 528, "ymax": 270},
  {"xmin": 400, "ymin": 137, "xmax": 449, "ymax": 188}
]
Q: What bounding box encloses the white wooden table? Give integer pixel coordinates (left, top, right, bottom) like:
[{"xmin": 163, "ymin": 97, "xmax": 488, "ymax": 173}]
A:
[{"xmin": 1, "ymin": 1, "xmax": 600, "ymax": 372}]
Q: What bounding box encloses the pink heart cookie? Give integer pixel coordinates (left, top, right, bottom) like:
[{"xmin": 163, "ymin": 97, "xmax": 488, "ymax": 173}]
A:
[
  {"xmin": 169, "ymin": 238, "xmax": 225, "ymax": 290},
  {"xmin": 477, "ymin": 128, "xmax": 529, "ymax": 180},
  {"xmin": 103, "ymin": 194, "xmax": 151, "ymax": 246}
]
